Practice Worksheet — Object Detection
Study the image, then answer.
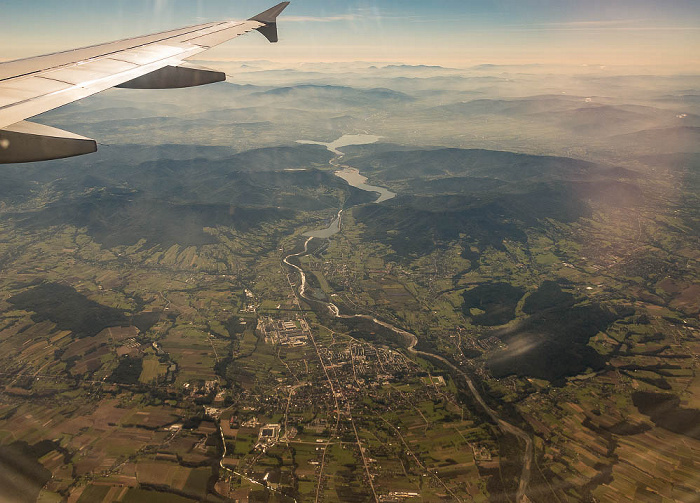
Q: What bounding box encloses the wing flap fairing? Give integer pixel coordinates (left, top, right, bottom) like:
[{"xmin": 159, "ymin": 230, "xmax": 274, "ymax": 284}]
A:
[
  {"xmin": 116, "ymin": 65, "xmax": 226, "ymax": 89},
  {"xmin": 0, "ymin": 121, "xmax": 97, "ymax": 164}
]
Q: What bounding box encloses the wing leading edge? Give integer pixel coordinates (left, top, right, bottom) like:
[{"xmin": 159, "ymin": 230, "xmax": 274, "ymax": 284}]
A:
[{"xmin": 0, "ymin": 2, "xmax": 290, "ymax": 163}]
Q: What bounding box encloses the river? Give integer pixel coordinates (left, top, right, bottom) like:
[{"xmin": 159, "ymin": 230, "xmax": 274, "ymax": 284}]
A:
[
  {"xmin": 300, "ymin": 134, "xmax": 396, "ymax": 238},
  {"xmin": 303, "ymin": 210, "xmax": 343, "ymax": 238},
  {"xmin": 291, "ymin": 134, "xmax": 531, "ymax": 499},
  {"xmin": 282, "ymin": 237, "xmax": 533, "ymax": 502}
]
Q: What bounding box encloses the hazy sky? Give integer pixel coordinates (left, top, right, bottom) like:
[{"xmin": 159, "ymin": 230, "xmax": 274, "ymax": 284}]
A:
[{"xmin": 1, "ymin": 0, "xmax": 699, "ymax": 69}]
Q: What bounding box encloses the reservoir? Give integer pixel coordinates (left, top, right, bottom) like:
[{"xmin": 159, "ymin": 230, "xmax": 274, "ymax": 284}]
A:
[
  {"xmin": 297, "ymin": 134, "xmax": 382, "ymax": 155},
  {"xmin": 334, "ymin": 167, "xmax": 395, "ymax": 203},
  {"xmin": 298, "ymin": 134, "xmax": 396, "ymax": 237},
  {"xmin": 298, "ymin": 133, "xmax": 396, "ymax": 203}
]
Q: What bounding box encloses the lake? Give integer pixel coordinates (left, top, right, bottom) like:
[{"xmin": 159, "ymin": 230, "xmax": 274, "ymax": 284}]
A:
[
  {"xmin": 297, "ymin": 134, "xmax": 382, "ymax": 155},
  {"xmin": 334, "ymin": 167, "xmax": 395, "ymax": 203}
]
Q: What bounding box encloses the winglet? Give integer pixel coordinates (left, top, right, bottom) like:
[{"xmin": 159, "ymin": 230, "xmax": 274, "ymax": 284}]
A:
[
  {"xmin": 250, "ymin": 2, "xmax": 290, "ymax": 24},
  {"xmin": 249, "ymin": 2, "xmax": 290, "ymax": 43}
]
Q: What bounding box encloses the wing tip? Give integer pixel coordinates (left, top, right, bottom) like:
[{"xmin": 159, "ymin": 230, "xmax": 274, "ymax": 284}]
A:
[
  {"xmin": 249, "ymin": 2, "xmax": 290, "ymax": 24},
  {"xmin": 250, "ymin": 2, "xmax": 290, "ymax": 43}
]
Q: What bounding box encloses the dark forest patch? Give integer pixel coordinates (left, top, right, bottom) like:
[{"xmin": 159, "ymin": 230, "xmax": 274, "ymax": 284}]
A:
[
  {"xmin": 632, "ymin": 392, "xmax": 700, "ymax": 440},
  {"xmin": 337, "ymin": 316, "xmax": 413, "ymax": 349},
  {"xmin": 460, "ymin": 246, "xmax": 481, "ymax": 271},
  {"xmin": 18, "ymin": 193, "xmax": 294, "ymax": 249},
  {"xmin": 348, "ymin": 148, "xmax": 607, "ymax": 182},
  {"xmin": 132, "ymin": 311, "xmax": 161, "ymax": 332},
  {"xmin": 488, "ymin": 304, "xmax": 621, "ymax": 385},
  {"xmin": 354, "ymin": 184, "xmax": 590, "ymax": 259},
  {"xmin": 522, "ymin": 280, "xmax": 575, "ymax": 314},
  {"xmin": 225, "ymin": 316, "xmax": 247, "ymax": 338},
  {"xmin": 108, "ymin": 356, "xmax": 144, "ymax": 385},
  {"xmin": 9, "ymin": 283, "xmax": 129, "ymax": 339},
  {"xmin": 462, "ymin": 283, "xmax": 525, "ymax": 326},
  {"xmin": 11, "ymin": 150, "xmax": 375, "ymax": 249}
]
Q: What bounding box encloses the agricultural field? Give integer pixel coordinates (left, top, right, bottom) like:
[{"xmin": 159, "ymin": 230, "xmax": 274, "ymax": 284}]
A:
[{"xmin": 1, "ymin": 60, "xmax": 699, "ymax": 502}]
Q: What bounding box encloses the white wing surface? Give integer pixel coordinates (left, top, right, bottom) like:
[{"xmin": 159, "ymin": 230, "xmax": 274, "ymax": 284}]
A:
[{"xmin": 0, "ymin": 2, "xmax": 289, "ymax": 163}]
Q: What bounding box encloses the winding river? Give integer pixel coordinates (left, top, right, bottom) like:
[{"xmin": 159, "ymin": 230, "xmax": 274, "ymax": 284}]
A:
[
  {"xmin": 284, "ymin": 237, "xmax": 533, "ymax": 501},
  {"xmin": 283, "ymin": 236, "xmax": 533, "ymax": 500},
  {"xmin": 303, "ymin": 210, "xmax": 343, "ymax": 238},
  {"xmin": 286, "ymin": 133, "xmax": 533, "ymax": 500},
  {"xmin": 298, "ymin": 134, "xmax": 396, "ymax": 217}
]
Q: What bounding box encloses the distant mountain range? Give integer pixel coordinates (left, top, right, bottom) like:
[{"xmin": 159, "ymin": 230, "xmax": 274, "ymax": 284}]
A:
[
  {"xmin": 612, "ymin": 126, "xmax": 700, "ymax": 153},
  {"xmin": 348, "ymin": 146, "xmax": 640, "ymax": 258},
  {"xmin": 346, "ymin": 146, "xmax": 632, "ymax": 183},
  {"xmin": 2, "ymin": 144, "xmax": 373, "ymax": 248}
]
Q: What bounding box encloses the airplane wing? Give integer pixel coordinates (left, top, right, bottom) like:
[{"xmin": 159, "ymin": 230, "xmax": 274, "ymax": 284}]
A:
[{"xmin": 0, "ymin": 2, "xmax": 290, "ymax": 163}]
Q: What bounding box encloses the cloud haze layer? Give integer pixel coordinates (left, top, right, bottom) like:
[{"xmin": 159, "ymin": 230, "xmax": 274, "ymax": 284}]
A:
[{"xmin": 0, "ymin": 0, "xmax": 698, "ymax": 69}]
